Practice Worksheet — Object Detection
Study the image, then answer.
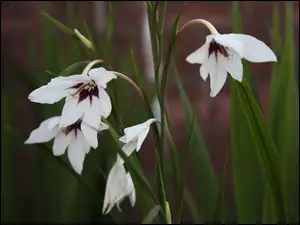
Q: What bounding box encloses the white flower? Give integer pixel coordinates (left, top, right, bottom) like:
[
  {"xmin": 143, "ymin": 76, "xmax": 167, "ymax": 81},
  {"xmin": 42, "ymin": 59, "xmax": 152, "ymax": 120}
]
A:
[
  {"xmin": 102, "ymin": 156, "xmax": 136, "ymax": 214},
  {"xmin": 119, "ymin": 118, "xmax": 158, "ymax": 159},
  {"xmin": 186, "ymin": 31, "xmax": 277, "ymax": 97},
  {"xmin": 24, "ymin": 116, "xmax": 108, "ymax": 174},
  {"xmin": 28, "ymin": 67, "xmax": 117, "ymax": 127}
]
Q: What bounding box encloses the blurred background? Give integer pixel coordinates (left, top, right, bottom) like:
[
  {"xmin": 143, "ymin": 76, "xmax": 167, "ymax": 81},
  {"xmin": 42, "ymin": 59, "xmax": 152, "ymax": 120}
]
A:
[{"xmin": 1, "ymin": 1, "xmax": 299, "ymax": 223}]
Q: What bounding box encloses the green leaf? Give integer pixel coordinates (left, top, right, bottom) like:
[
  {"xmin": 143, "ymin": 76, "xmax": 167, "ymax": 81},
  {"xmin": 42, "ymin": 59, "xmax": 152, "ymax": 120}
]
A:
[
  {"xmin": 233, "ymin": 78, "xmax": 286, "ymax": 222},
  {"xmin": 269, "ymin": 2, "xmax": 299, "ymax": 222},
  {"xmin": 41, "ymin": 11, "xmax": 75, "ymax": 37},
  {"xmin": 213, "ymin": 151, "xmax": 229, "ymax": 222},
  {"xmin": 175, "ymin": 68, "xmax": 219, "ymax": 222},
  {"xmin": 104, "ymin": 2, "xmax": 115, "ymax": 61},
  {"xmin": 230, "ymin": 1, "xmax": 263, "ymax": 223},
  {"xmin": 130, "ymin": 48, "xmax": 145, "ymax": 91},
  {"xmin": 60, "ymin": 60, "xmax": 90, "ymax": 77},
  {"xmin": 142, "ymin": 205, "xmax": 162, "ymax": 224}
]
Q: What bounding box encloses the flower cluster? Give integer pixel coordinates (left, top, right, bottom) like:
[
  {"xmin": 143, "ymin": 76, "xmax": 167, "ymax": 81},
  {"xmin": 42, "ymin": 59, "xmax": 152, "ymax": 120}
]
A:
[
  {"xmin": 24, "ymin": 18, "xmax": 277, "ymax": 216},
  {"xmin": 25, "ymin": 65, "xmax": 158, "ymax": 213}
]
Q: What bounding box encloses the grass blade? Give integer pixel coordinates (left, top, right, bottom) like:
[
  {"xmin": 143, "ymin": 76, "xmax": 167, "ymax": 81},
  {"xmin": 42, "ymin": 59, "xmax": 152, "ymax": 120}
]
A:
[
  {"xmin": 230, "ymin": 1, "xmax": 263, "ymax": 223},
  {"xmin": 175, "ymin": 69, "xmax": 219, "ymax": 222},
  {"xmin": 233, "ymin": 78, "xmax": 286, "ymax": 222},
  {"xmin": 269, "ymin": 2, "xmax": 299, "ymax": 222}
]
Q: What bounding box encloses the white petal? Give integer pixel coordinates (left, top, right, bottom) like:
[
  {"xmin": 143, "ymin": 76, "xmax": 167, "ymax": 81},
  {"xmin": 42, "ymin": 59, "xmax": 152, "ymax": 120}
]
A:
[
  {"xmin": 81, "ymin": 122, "xmax": 98, "ymax": 149},
  {"xmin": 24, "ymin": 117, "xmax": 60, "ymax": 144},
  {"xmin": 82, "ymin": 96, "xmax": 102, "ymax": 127},
  {"xmin": 210, "ymin": 67, "xmax": 228, "ymax": 97},
  {"xmin": 216, "ymin": 34, "xmax": 277, "ymax": 62},
  {"xmin": 136, "ymin": 128, "xmax": 150, "ymax": 151},
  {"xmin": 127, "ymin": 174, "xmax": 136, "ymax": 207},
  {"xmin": 48, "ymin": 74, "xmax": 90, "ymax": 84},
  {"xmin": 99, "ymin": 120, "xmax": 109, "ymax": 131},
  {"xmin": 67, "ymin": 132, "xmax": 87, "ymax": 174},
  {"xmin": 122, "ymin": 118, "xmax": 157, "ymax": 143},
  {"xmin": 52, "ymin": 131, "xmax": 69, "ymax": 156},
  {"xmin": 103, "ymin": 162, "xmax": 124, "ymax": 214},
  {"xmin": 220, "ymin": 53, "xmax": 243, "ymax": 82},
  {"xmin": 98, "ymin": 87, "xmax": 112, "ymax": 118},
  {"xmin": 200, "ymin": 64, "xmax": 209, "ymax": 81},
  {"xmin": 119, "ymin": 135, "xmax": 128, "ymax": 143},
  {"xmin": 28, "ymin": 83, "xmax": 70, "ymax": 104},
  {"xmin": 186, "ymin": 43, "xmax": 209, "ymax": 64},
  {"xmin": 59, "ymin": 95, "xmax": 87, "ymax": 127},
  {"xmin": 186, "ymin": 34, "xmax": 214, "ymax": 64},
  {"xmin": 213, "ymin": 34, "xmax": 244, "ymax": 57},
  {"xmin": 89, "ymin": 67, "xmax": 117, "ymax": 88},
  {"xmin": 123, "ymin": 123, "xmax": 147, "ymax": 143},
  {"xmin": 122, "ymin": 141, "xmax": 138, "ymax": 157},
  {"xmin": 48, "ymin": 117, "xmax": 61, "ymax": 130},
  {"xmin": 202, "ymin": 55, "xmax": 217, "ymax": 91}
]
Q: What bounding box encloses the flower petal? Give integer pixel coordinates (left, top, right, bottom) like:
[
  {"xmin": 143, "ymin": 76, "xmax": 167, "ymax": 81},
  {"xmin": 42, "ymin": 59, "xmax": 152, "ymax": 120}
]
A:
[
  {"xmin": 81, "ymin": 122, "xmax": 98, "ymax": 149},
  {"xmin": 28, "ymin": 83, "xmax": 71, "ymax": 104},
  {"xmin": 210, "ymin": 67, "xmax": 228, "ymax": 97},
  {"xmin": 122, "ymin": 141, "xmax": 138, "ymax": 157},
  {"xmin": 103, "ymin": 162, "xmax": 125, "ymax": 214},
  {"xmin": 59, "ymin": 95, "xmax": 88, "ymax": 127},
  {"xmin": 200, "ymin": 64, "xmax": 209, "ymax": 81},
  {"xmin": 136, "ymin": 127, "xmax": 150, "ymax": 151},
  {"xmin": 48, "ymin": 74, "xmax": 90, "ymax": 84},
  {"xmin": 186, "ymin": 34, "xmax": 214, "ymax": 64},
  {"xmin": 67, "ymin": 132, "xmax": 87, "ymax": 174},
  {"xmin": 98, "ymin": 87, "xmax": 112, "ymax": 118},
  {"xmin": 52, "ymin": 131, "xmax": 69, "ymax": 156},
  {"xmin": 186, "ymin": 43, "xmax": 209, "ymax": 64},
  {"xmin": 216, "ymin": 34, "xmax": 277, "ymax": 62},
  {"xmin": 127, "ymin": 174, "xmax": 136, "ymax": 207},
  {"xmin": 220, "ymin": 53, "xmax": 243, "ymax": 82},
  {"xmin": 89, "ymin": 67, "xmax": 117, "ymax": 88},
  {"xmin": 82, "ymin": 96, "xmax": 102, "ymax": 127},
  {"xmin": 24, "ymin": 117, "xmax": 60, "ymax": 144}
]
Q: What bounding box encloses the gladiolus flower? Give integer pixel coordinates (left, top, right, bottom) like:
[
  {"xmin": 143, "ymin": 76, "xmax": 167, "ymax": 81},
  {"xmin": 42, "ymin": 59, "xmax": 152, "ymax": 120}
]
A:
[{"xmin": 24, "ymin": 116, "xmax": 108, "ymax": 174}]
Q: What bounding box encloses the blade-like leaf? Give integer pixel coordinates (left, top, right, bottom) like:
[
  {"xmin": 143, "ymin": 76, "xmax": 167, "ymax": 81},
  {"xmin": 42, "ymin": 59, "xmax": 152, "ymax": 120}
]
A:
[
  {"xmin": 142, "ymin": 205, "xmax": 162, "ymax": 224},
  {"xmin": 41, "ymin": 11, "xmax": 75, "ymax": 37},
  {"xmin": 233, "ymin": 78, "xmax": 286, "ymax": 222},
  {"xmin": 60, "ymin": 60, "xmax": 90, "ymax": 77},
  {"xmin": 175, "ymin": 68, "xmax": 219, "ymax": 222},
  {"xmin": 269, "ymin": 2, "xmax": 299, "ymax": 222},
  {"xmin": 230, "ymin": 1, "xmax": 263, "ymax": 223}
]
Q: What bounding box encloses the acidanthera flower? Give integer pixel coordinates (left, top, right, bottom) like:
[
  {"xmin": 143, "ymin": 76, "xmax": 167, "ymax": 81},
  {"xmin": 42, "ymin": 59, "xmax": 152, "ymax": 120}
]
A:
[
  {"xmin": 102, "ymin": 156, "xmax": 136, "ymax": 214},
  {"xmin": 24, "ymin": 116, "xmax": 109, "ymax": 174},
  {"xmin": 119, "ymin": 118, "xmax": 158, "ymax": 159},
  {"xmin": 28, "ymin": 67, "xmax": 117, "ymax": 127},
  {"xmin": 184, "ymin": 19, "xmax": 277, "ymax": 97}
]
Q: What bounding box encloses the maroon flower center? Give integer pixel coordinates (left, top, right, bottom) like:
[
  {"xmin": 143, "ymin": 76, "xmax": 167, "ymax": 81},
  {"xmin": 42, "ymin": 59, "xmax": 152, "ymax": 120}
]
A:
[
  {"xmin": 63, "ymin": 120, "xmax": 82, "ymax": 137},
  {"xmin": 69, "ymin": 81, "xmax": 99, "ymax": 105},
  {"xmin": 208, "ymin": 40, "xmax": 229, "ymax": 60}
]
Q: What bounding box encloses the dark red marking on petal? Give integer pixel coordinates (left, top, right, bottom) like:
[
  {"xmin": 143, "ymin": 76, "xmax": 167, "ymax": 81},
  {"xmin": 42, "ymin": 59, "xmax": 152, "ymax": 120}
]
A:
[
  {"xmin": 63, "ymin": 120, "xmax": 82, "ymax": 138},
  {"xmin": 69, "ymin": 82, "xmax": 84, "ymax": 89},
  {"xmin": 208, "ymin": 40, "xmax": 229, "ymax": 60},
  {"xmin": 78, "ymin": 85, "xmax": 99, "ymax": 105}
]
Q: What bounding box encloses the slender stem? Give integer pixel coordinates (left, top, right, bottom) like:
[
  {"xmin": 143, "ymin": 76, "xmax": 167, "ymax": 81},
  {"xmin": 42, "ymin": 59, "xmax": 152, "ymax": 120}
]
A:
[
  {"xmin": 178, "ymin": 18, "xmax": 219, "ymax": 35},
  {"xmin": 82, "ymin": 59, "xmax": 103, "ymax": 75},
  {"xmin": 112, "ymin": 71, "xmax": 146, "ymax": 102}
]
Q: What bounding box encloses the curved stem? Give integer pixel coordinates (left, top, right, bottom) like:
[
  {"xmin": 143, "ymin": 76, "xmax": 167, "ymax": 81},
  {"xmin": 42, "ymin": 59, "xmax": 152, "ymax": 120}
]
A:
[
  {"xmin": 82, "ymin": 59, "xmax": 103, "ymax": 75},
  {"xmin": 178, "ymin": 18, "xmax": 219, "ymax": 35},
  {"xmin": 112, "ymin": 71, "xmax": 147, "ymax": 103}
]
